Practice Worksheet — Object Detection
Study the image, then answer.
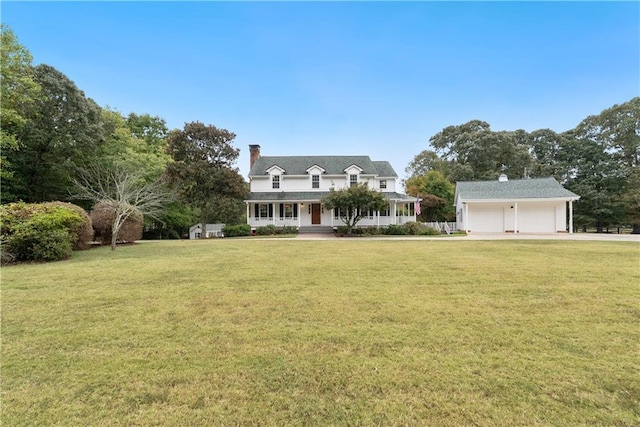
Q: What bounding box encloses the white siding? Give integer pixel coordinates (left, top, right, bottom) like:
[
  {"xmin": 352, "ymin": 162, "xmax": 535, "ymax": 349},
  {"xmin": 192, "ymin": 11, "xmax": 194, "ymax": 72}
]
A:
[{"xmin": 250, "ymin": 177, "xmax": 272, "ymax": 191}]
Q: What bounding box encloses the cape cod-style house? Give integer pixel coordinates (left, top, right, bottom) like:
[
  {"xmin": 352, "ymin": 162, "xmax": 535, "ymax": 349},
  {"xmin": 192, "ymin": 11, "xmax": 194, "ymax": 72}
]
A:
[
  {"xmin": 245, "ymin": 145, "xmax": 417, "ymax": 230},
  {"xmin": 455, "ymin": 175, "xmax": 580, "ymax": 233}
]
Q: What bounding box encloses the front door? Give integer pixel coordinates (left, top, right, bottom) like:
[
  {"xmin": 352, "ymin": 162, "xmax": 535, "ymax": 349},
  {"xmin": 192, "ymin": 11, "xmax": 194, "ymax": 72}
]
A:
[{"xmin": 311, "ymin": 204, "xmax": 321, "ymax": 225}]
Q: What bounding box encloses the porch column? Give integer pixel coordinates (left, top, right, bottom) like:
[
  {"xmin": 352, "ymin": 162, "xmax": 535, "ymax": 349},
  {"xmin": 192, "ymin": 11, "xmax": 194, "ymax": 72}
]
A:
[
  {"xmin": 331, "ymin": 208, "xmax": 334, "ymax": 227},
  {"xmin": 569, "ymin": 200, "xmax": 574, "ymax": 234},
  {"xmin": 246, "ymin": 203, "xmax": 250, "ymax": 225},
  {"xmin": 391, "ymin": 202, "xmax": 397, "ymax": 225},
  {"xmin": 298, "ymin": 203, "xmax": 302, "ymax": 228},
  {"xmin": 272, "ymin": 203, "xmax": 275, "ymax": 225},
  {"xmin": 514, "ymin": 202, "xmax": 518, "ymax": 233},
  {"xmin": 464, "ymin": 203, "xmax": 469, "ymax": 232}
]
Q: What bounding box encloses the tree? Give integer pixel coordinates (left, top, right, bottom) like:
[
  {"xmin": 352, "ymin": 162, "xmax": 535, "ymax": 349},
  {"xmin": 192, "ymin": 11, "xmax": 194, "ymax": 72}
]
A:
[
  {"xmin": 621, "ymin": 167, "xmax": 640, "ymax": 234},
  {"xmin": 165, "ymin": 122, "xmax": 248, "ymax": 229},
  {"xmin": 562, "ymin": 98, "xmax": 639, "ymax": 231},
  {"xmin": 526, "ymin": 129, "xmax": 568, "ymax": 180},
  {"xmin": 429, "ymin": 120, "xmax": 533, "ymax": 181},
  {"xmin": 72, "ymin": 165, "xmax": 170, "ymax": 250},
  {"xmin": 321, "ymin": 183, "xmax": 389, "ymax": 234},
  {"xmin": 5, "ymin": 64, "xmax": 105, "ymax": 202},
  {"xmin": 0, "ymin": 25, "xmax": 41, "ymax": 200},
  {"xmin": 405, "ymin": 170, "xmax": 455, "ymax": 222},
  {"xmin": 91, "ymin": 201, "xmax": 143, "ymax": 245},
  {"xmin": 404, "ymin": 150, "xmax": 451, "ymax": 179},
  {"xmin": 98, "ymin": 109, "xmax": 170, "ymax": 183}
]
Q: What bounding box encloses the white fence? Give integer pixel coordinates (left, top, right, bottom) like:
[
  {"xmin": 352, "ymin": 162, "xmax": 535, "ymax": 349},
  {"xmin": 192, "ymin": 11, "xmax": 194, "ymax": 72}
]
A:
[{"xmin": 423, "ymin": 221, "xmax": 458, "ymax": 234}]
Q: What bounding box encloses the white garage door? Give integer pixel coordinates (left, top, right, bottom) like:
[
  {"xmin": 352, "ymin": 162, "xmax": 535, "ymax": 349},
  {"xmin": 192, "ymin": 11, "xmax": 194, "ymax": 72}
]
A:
[
  {"xmin": 470, "ymin": 206, "xmax": 504, "ymax": 233},
  {"xmin": 519, "ymin": 206, "xmax": 555, "ymax": 233}
]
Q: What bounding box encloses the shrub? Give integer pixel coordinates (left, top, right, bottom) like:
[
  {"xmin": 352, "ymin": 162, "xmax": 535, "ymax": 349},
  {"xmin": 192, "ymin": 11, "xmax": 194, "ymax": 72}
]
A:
[
  {"xmin": 385, "ymin": 224, "xmax": 407, "ymax": 235},
  {"xmin": 256, "ymin": 224, "xmax": 277, "ymax": 236},
  {"xmin": 0, "ymin": 202, "xmax": 87, "ymax": 263},
  {"xmin": 420, "ymin": 226, "xmax": 442, "ymax": 235},
  {"xmin": 403, "ymin": 221, "xmax": 423, "ymax": 235},
  {"xmin": 90, "ymin": 202, "xmax": 143, "ymax": 245},
  {"xmin": 281, "ymin": 226, "xmax": 298, "ymax": 235},
  {"xmin": 361, "ymin": 226, "xmax": 383, "ymax": 236},
  {"xmin": 44, "ymin": 202, "xmax": 93, "ymax": 249},
  {"xmin": 223, "ymin": 224, "xmax": 251, "ymax": 237},
  {"xmin": 335, "ymin": 226, "xmax": 349, "ymax": 235}
]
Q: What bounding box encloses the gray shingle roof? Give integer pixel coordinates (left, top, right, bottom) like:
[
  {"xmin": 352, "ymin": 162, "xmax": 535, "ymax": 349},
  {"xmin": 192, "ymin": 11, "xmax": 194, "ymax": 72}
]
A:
[
  {"xmin": 249, "ymin": 155, "xmax": 397, "ymax": 177},
  {"xmin": 455, "ymin": 177, "xmax": 580, "ymax": 201},
  {"xmin": 372, "ymin": 161, "xmax": 398, "ymax": 178},
  {"xmin": 246, "ymin": 191, "xmax": 413, "ymax": 202}
]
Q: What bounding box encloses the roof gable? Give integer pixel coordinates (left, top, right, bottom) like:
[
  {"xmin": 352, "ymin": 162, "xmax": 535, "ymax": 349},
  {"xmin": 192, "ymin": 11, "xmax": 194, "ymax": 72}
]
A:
[
  {"xmin": 455, "ymin": 177, "xmax": 580, "ymax": 202},
  {"xmin": 266, "ymin": 165, "xmax": 285, "ymax": 174},
  {"xmin": 306, "ymin": 164, "xmax": 326, "ymax": 174}
]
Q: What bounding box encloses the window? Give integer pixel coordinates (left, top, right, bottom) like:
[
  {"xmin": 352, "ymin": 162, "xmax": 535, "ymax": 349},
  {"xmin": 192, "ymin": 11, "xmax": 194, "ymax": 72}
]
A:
[
  {"xmin": 279, "ymin": 203, "xmax": 297, "ymax": 219},
  {"xmin": 312, "ymin": 175, "xmax": 320, "ymax": 189},
  {"xmin": 255, "ymin": 204, "xmax": 273, "ymax": 220},
  {"xmin": 259, "ymin": 204, "xmax": 269, "ymax": 218},
  {"xmin": 380, "ymin": 180, "xmax": 387, "ymax": 189},
  {"xmin": 272, "ymin": 175, "xmax": 280, "ymax": 189},
  {"xmin": 379, "ymin": 207, "xmax": 390, "ymax": 217},
  {"xmin": 350, "ymin": 174, "xmax": 358, "ymax": 187}
]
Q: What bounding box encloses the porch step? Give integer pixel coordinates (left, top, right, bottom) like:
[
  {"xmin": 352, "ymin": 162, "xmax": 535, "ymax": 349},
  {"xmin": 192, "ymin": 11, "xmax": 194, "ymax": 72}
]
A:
[{"xmin": 298, "ymin": 226, "xmax": 335, "ymax": 235}]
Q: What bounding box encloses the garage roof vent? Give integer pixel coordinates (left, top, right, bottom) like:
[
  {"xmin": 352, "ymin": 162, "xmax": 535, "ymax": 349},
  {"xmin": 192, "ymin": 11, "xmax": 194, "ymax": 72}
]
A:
[{"xmin": 498, "ymin": 174, "xmax": 508, "ymax": 182}]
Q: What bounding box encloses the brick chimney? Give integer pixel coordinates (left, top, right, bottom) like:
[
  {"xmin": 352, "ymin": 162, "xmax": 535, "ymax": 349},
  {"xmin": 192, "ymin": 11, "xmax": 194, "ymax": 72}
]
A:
[{"xmin": 249, "ymin": 144, "xmax": 261, "ymax": 170}]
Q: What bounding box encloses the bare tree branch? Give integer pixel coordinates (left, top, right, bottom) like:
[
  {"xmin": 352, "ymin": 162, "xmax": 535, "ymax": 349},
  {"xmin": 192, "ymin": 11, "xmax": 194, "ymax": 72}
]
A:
[{"xmin": 71, "ymin": 165, "xmax": 171, "ymax": 250}]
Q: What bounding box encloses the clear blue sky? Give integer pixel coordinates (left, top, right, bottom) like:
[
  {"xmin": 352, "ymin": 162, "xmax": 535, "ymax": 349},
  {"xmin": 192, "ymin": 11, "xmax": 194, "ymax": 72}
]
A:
[{"xmin": 3, "ymin": 1, "xmax": 638, "ymax": 180}]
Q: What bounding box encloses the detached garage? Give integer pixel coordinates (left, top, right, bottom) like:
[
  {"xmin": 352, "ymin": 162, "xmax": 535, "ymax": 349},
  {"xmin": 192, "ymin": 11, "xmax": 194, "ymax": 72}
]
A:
[{"xmin": 455, "ymin": 176, "xmax": 580, "ymax": 234}]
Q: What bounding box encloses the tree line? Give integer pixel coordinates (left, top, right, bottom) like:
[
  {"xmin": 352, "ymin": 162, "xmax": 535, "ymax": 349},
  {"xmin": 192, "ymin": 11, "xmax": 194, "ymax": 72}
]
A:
[
  {"xmin": 1, "ymin": 25, "xmax": 247, "ymax": 239},
  {"xmin": 405, "ymin": 98, "xmax": 639, "ymax": 233}
]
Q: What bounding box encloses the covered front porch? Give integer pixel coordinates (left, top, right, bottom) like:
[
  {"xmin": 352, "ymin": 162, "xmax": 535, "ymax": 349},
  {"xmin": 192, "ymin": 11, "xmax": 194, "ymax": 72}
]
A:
[{"xmin": 246, "ymin": 192, "xmax": 418, "ymax": 230}]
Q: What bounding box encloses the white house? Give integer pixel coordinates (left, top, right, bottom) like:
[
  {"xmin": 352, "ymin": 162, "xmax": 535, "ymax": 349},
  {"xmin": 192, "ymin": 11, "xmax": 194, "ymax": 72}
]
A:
[
  {"xmin": 455, "ymin": 175, "xmax": 580, "ymax": 234},
  {"xmin": 245, "ymin": 145, "xmax": 417, "ymax": 230},
  {"xmin": 189, "ymin": 223, "xmax": 225, "ymax": 239}
]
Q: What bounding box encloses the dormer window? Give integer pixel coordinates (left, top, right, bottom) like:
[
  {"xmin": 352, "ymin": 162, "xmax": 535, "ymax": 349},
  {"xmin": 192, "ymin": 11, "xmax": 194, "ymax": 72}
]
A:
[
  {"xmin": 272, "ymin": 175, "xmax": 280, "ymax": 189},
  {"xmin": 380, "ymin": 180, "xmax": 387, "ymax": 189},
  {"xmin": 312, "ymin": 175, "xmax": 320, "ymax": 189},
  {"xmin": 350, "ymin": 174, "xmax": 358, "ymax": 187}
]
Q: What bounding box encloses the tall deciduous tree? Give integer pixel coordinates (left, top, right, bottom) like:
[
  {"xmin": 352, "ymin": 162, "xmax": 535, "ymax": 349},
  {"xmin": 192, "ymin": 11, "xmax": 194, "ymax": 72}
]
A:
[
  {"xmin": 429, "ymin": 120, "xmax": 532, "ymax": 181},
  {"xmin": 621, "ymin": 167, "xmax": 640, "ymax": 234},
  {"xmin": 0, "ymin": 25, "xmax": 41, "ymax": 200},
  {"xmin": 5, "ymin": 64, "xmax": 105, "ymax": 202},
  {"xmin": 165, "ymin": 122, "xmax": 247, "ymax": 228},
  {"xmin": 564, "ymin": 97, "xmax": 640, "ymax": 231},
  {"xmin": 526, "ymin": 129, "xmax": 568, "ymax": 180},
  {"xmin": 321, "ymin": 183, "xmax": 388, "ymax": 234},
  {"xmin": 99, "ymin": 109, "xmax": 170, "ymax": 183},
  {"xmin": 404, "ymin": 150, "xmax": 451, "ymax": 179}
]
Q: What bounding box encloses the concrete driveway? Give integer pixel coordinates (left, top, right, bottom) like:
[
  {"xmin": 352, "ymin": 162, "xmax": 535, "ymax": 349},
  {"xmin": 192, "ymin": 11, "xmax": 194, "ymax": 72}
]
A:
[{"xmin": 295, "ymin": 232, "xmax": 640, "ymax": 242}]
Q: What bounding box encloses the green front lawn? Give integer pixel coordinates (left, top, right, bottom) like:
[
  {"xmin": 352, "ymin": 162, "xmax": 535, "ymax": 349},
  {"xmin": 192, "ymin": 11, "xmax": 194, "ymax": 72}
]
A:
[{"xmin": 2, "ymin": 240, "xmax": 638, "ymax": 426}]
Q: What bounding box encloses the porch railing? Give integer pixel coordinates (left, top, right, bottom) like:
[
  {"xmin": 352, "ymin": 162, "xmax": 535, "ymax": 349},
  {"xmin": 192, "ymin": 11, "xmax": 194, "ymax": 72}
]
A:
[{"xmin": 423, "ymin": 221, "xmax": 458, "ymax": 234}]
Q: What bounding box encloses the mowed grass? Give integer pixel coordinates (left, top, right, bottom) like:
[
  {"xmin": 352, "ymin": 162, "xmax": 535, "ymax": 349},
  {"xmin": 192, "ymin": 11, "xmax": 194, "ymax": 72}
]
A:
[{"xmin": 2, "ymin": 239, "xmax": 639, "ymax": 426}]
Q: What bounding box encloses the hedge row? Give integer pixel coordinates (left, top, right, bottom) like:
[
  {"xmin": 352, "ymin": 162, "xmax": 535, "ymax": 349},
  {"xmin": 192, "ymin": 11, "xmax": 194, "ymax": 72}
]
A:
[
  {"xmin": 223, "ymin": 224, "xmax": 251, "ymax": 237},
  {"xmin": 336, "ymin": 222, "xmax": 441, "ymax": 236},
  {"xmin": 255, "ymin": 225, "xmax": 298, "ymax": 236},
  {"xmin": 221, "ymin": 224, "xmax": 299, "ymax": 237}
]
